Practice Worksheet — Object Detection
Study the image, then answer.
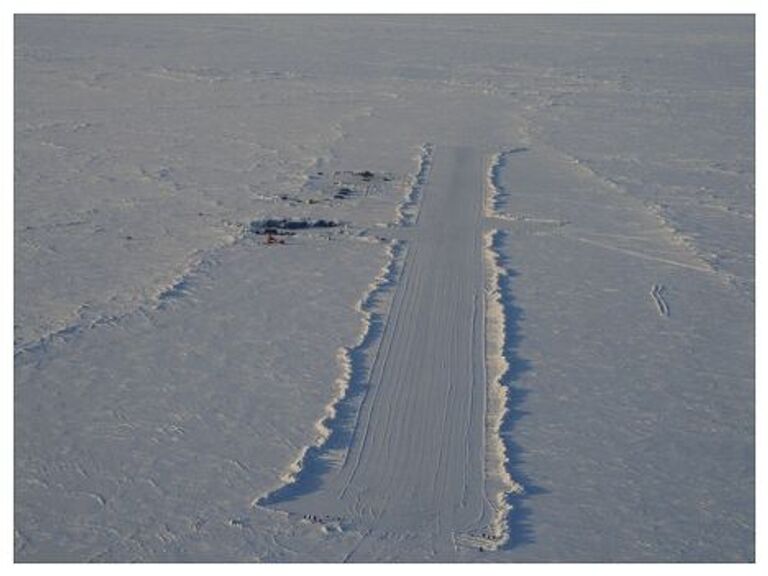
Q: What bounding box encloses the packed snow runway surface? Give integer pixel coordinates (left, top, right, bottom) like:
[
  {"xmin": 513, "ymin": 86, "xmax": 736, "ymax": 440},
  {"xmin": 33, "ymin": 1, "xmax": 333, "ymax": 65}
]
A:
[
  {"xmin": 15, "ymin": 16, "xmax": 753, "ymax": 562},
  {"xmin": 258, "ymin": 147, "xmax": 498, "ymax": 560}
]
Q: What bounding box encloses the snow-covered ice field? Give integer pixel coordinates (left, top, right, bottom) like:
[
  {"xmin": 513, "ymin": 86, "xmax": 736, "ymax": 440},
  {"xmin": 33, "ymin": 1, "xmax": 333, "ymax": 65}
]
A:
[{"xmin": 14, "ymin": 15, "xmax": 754, "ymax": 562}]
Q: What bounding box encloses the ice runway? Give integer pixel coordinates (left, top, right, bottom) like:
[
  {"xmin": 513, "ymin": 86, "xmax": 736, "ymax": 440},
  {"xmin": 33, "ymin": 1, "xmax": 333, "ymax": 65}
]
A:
[
  {"xmin": 15, "ymin": 16, "xmax": 753, "ymax": 562},
  {"xmin": 260, "ymin": 146, "xmax": 501, "ymax": 560}
]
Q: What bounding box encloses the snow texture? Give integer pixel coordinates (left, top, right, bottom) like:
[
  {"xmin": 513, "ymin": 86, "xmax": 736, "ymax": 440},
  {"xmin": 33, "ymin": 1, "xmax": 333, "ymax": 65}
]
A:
[{"xmin": 15, "ymin": 15, "xmax": 753, "ymax": 562}]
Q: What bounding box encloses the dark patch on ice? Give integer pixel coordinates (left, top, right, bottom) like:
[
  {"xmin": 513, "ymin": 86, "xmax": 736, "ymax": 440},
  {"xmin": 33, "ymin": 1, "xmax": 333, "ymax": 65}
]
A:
[
  {"xmin": 229, "ymin": 517, "xmax": 250, "ymax": 529},
  {"xmin": 334, "ymin": 187, "xmax": 356, "ymax": 200},
  {"xmin": 250, "ymin": 218, "xmax": 341, "ymax": 235},
  {"xmin": 302, "ymin": 168, "xmax": 396, "ymax": 200},
  {"xmin": 157, "ymin": 167, "xmax": 172, "ymax": 180}
]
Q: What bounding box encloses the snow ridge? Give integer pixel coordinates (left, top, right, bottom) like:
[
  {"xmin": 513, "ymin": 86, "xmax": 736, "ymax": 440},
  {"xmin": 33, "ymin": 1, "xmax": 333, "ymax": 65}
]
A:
[
  {"xmin": 481, "ymin": 151, "xmax": 526, "ymax": 548},
  {"xmin": 484, "ymin": 148, "xmax": 528, "ymax": 219},
  {"xmin": 397, "ymin": 143, "xmax": 433, "ymax": 225},
  {"xmin": 14, "ymin": 242, "xmax": 234, "ymax": 360},
  {"xmin": 482, "ymin": 230, "xmax": 525, "ymax": 549},
  {"xmin": 485, "ymin": 150, "xmax": 506, "ymax": 218}
]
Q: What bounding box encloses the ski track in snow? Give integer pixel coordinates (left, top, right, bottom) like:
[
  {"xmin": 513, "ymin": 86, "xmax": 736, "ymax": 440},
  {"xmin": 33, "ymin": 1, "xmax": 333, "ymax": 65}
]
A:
[{"xmin": 649, "ymin": 283, "xmax": 670, "ymax": 317}]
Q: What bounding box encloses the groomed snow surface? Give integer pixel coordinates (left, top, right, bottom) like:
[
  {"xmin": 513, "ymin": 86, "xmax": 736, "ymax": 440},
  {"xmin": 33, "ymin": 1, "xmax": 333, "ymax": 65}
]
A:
[{"xmin": 15, "ymin": 16, "xmax": 754, "ymax": 562}]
